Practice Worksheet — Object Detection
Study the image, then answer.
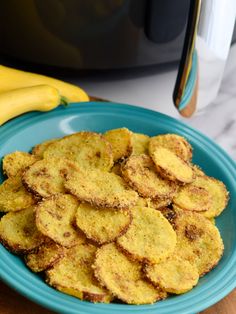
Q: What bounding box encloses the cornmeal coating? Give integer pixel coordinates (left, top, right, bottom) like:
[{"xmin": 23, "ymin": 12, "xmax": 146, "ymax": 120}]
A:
[
  {"xmin": 25, "ymin": 240, "xmax": 65, "ymax": 272},
  {"xmin": 151, "ymin": 147, "xmax": 194, "ymax": 183},
  {"xmin": 149, "ymin": 134, "xmax": 192, "ymax": 161},
  {"xmin": 117, "ymin": 206, "xmax": 176, "ymax": 264},
  {"xmin": 104, "ymin": 128, "xmax": 132, "ymax": 162},
  {"xmin": 144, "ymin": 255, "xmax": 199, "ymax": 294},
  {"xmin": 23, "ymin": 158, "xmax": 80, "ymax": 198},
  {"xmin": 173, "ymin": 185, "xmax": 212, "ymax": 212},
  {"xmin": 43, "ymin": 131, "xmax": 113, "ymax": 171},
  {"xmin": 131, "ymin": 133, "xmax": 150, "ymax": 155},
  {"xmin": 75, "ymin": 203, "xmax": 132, "ymax": 244},
  {"xmin": 94, "ymin": 243, "xmax": 167, "ymax": 304},
  {"xmin": 192, "ymin": 176, "xmax": 229, "ymax": 218},
  {"xmin": 46, "ymin": 243, "xmax": 112, "ymax": 303},
  {"xmin": 0, "ymin": 176, "xmax": 35, "ymax": 212},
  {"xmin": 65, "ymin": 168, "xmax": 138, "ymax": 210},
  {"xmin": 36, "ymin": 194, "xmax": 85, "ymax": 248},
  {"xmin": 2, "ymin": 151, "xmax": 39, "ymax": 177},
  {"xmin": 174, "ymin": 210, "xmax": 224, "ymax": 276},
  {"xmin": 0, "ymin": 207, "xmax": 45, "ymax": 254},
  {"xmin": 32, "ymin": 139, "xmax": 59, "ymax": 158},
  {"xmin": 121, "ymin": 154, "xmax": 177, "ymax": 199}
]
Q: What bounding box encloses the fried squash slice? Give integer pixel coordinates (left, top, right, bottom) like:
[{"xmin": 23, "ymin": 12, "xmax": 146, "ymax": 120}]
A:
[
  {"xmin": 32, "ymin": 138, "xmax": 59, "ymax": 158},
  {"xmin": 43, "ymin": 131, "xmax": 113, "ymax": 171},
  {"xmin": 36, "ymin": 194, "xmax": 85, "ymax": 248},
  {"xmin": 2, "ymin": 151, "xmax": 39, "ymax": 177},
  {"xmin": 0, "ymin": 207, "xmax": 45, "ymax": 254},
  {"xmin": 149, "ymin": 134, "xmax": 192, "ymax": 161},
  {"xmin": 23, "ymin": 158, "xmax": 80, "ymax": 198},
  {"xmin": 46, "ymin": 243, "xmax": 112, "ymax": 303},
  {"xmin": 0, "ymin": 176, "xmax": 35, "ymax": 212},
  {"xmin": 65, "ymin": 168, "xmax": 138, "ymax": 210},
  {"xmin": 75, "ymin": 203, "xmax": 132, "ymax": 244},
  {"xmin": 131, "ymin": 132, "xmax": 150, "ymax": 155},
  {"xmin": 144, "ymin": 255, "xmax": 199, "ymax": 294},
  {"xmin": 121, "ymin": 154, "xmax": 177, "ymax": 199},
  {"xmin": 94, "ymin": 243, "xmax": 167, "ymax": 304},
  {"xmin": 173, "ymin": 185, "xmax": 212, "ymax": 212},
  {"xmin": 117, "ymin": 206, "xmax": 176, "ymax": 264},
  {"xmin": 151, "ymin": 147, "xmax": 194, "ymax": 183},
  {"xmin": 104, "ymin": 128, "xmax": 132, "ymax": 162},
  {"xmin": 192, "ymin": 176, "xmax": 229, "ymax": 218},
  {"xmin": 25, "ymin": 240, "xmax": 65, "ymax": 272},
  {"xmin": 174, "ymin": 209, "xmax": 224, "ymax": 276}
]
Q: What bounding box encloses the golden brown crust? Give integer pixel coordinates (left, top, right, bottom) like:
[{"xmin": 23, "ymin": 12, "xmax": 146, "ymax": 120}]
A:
[
  {"xmin": 46, "ymin": 243, "xmax": 112, "ymax": 303},
  {"xmin": 24, "ymin": 240, "xmax": 65, "ymax": 272},
  {"xmin": 144, "ymin": 255, "xmax": 199, "ymax": 294},
  {"xmin": 22, "ymin": 158, "xmax": 80, "ymax": 198},
  {"xmin": 149, "ymin": 134, "xmax": 192, "ymax": 161},
  {"xmin": 43, "ymin": 131, "xmax": 113, "ymax": 171},
  {"xmin": 32, "ymin": 138, "xmax": 59, "ymax": 158},
  {"xmin": 36, "ymin": 194, "xmax": 86, "ymax": 248},
  {"xmin": 131, "ymin": 132, "xmax": 150, "ymax": 155},
  {"xmin": 117, "ymin": 206, "xmax": 177, "ymax": 264},
  {"xmin": 2, "ymin": 151, "xmax": 39, "ymax": 177},
  {"xmin": 65, "ymin": 168, "xmax": 138, "ymax": 210},
  {"xmin": 150, "ymin": 147, "xmax": 195, "ymax": 183},
  {"xmin": 121, "ymin": 154, "xmax": 177, "ymax": 199},
  {"xmin": 93, "ymin": 243, "xmax": 167, "ymax": 304},
  {"xmin": 0, "ymin": 176, "xmax": 35, "ymax": 212},
  {"xmin": 75, "ymin": 203, "xmax": 132, "ymax": 244},
  {"xmin": 192, "ymin": 176, "xmax": 229, "ymax": 218},
  {"xmin": 104, "ymin": 128, "xmax": 132, "ymax": 162},
  {"xmin": 0, "ymin": 207, "xmax": 45, "ymax": 254},
  {"xmin": 174, "ymin": 210, "xmax": 224, "ymax": 276},
  {"xmin": 173, "ymin": 185, "xmax": 212, "ymax": 212}
]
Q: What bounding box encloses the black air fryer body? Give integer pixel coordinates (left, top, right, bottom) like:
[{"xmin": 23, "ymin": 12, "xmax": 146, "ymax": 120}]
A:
[{"xmin": 0, "ymin": 0, "xmax": 190, "ymax": 70}]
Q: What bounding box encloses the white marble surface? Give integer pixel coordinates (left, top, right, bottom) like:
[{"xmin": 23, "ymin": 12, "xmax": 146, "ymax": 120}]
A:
[{"xmin": 183, "ymin": 44, "xmax": 236, "ymax": 160}]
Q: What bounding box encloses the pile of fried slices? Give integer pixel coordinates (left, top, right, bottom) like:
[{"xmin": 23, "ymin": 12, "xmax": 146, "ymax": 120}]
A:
[{"xmin": 0, "ymin": 129, "xmax": 229, "ymax": 304}]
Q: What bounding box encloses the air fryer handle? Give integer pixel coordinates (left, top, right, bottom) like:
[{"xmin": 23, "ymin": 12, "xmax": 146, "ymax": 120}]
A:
[{"xmin": 173, "ymin": 0, "xmax": 201, "ymax": 116}]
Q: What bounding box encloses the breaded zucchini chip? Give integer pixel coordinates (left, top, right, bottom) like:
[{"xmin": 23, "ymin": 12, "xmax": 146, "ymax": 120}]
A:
[
  {"xmin": 0, "ymin": 207, "xmax": 45, "ymax": 254},
  {"xmin": 65, "ymin": 168, "xmax": 138, "ymax": 210},
  {"xmin": 46, "ymin": 243, "xmax": 112, "ymax": 303},
  {"xmin": 149, "ymin": 134, "xmax": 192, "ymax": 161},
  {"xmin": 36, "ymin": 194, "xmax": 85, "ymax": 248},
  {"xmin": 23, "ymin": 158, "xmax": 79, "ymax": 198},
  {"xmin": 25, "ymin": 240, "xmax": 65, "ymax": 272},
  {"xmin": 131, "ymin": 132, "xmax": 150, "ymax": 155},
  {"xmin": 104, "ymin": 128, "xmax": 132, "ymax": 162},
  {"xmin": 2, "ymin": 151, "xmax": 39, "ymax": 177},
  {"xmin": 0, "ymin": 176, "xmax": 35, "ymax": 212},
  {"xmin": 173, "ymin": 185, "xmax": 212, "ymax": 212},
  {"xmin": 117, "ymin": 206, "xmax": 176, "ymax": 264},
  {"xmin": 121, "ymin": 155, "xmax": 177, "ymax": 199},
  {"xmin": 151, "ymin": 147, "xmax": 194, "ymax": 183},
  {"xmin": 174, "ymin": 210, "xmax": 224, "ymax": 276},
  {"xmin": 144, "ymin": 255, "xmax": 199, "ymax": 294},
  {"xmin": 32, "ymin": 138, "xmax": 59, "ymax": 158},
  {"xmin": 43, "ymin": 131, "xmax": 113, "ymax": 171},
  {"xmin": 75, "ymin": 203, "xmax": 132, "ymax": 244},
  {"xmin": 192, "ymin": 176, "xmax": 229, "ymax": 218},
  {"xmin": 94, "ymin": 243, "xmax": 167, "ymax": 304}
]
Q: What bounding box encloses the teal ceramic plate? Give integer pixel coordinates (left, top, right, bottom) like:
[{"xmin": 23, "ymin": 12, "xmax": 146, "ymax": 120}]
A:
[{"xmin": 0, "ymin": 102, "xmax": 235, "ymax": 314}]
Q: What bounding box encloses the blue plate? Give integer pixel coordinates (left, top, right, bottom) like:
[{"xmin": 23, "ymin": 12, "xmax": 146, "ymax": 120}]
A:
[{"xmin": 0, "ymin": 102, "xmax": 235, "ymax": 314}]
